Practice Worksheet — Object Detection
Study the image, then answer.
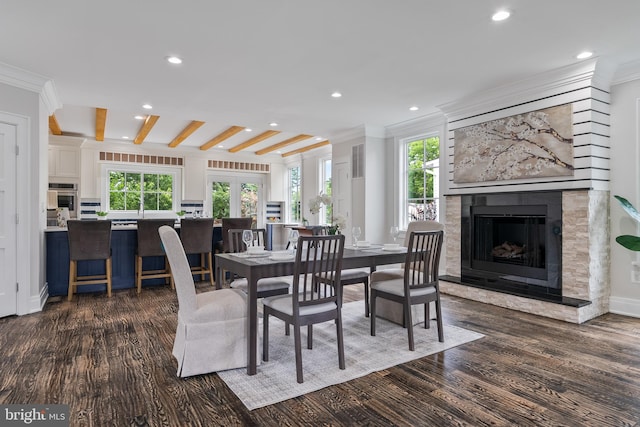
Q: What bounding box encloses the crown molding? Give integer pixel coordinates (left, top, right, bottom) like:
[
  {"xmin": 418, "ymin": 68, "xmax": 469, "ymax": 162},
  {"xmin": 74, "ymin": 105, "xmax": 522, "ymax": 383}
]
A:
[
  {"xmin": 385, "ymin": 111, "xmax": 445, "ymax": 139},
  {"xmin": 0, "ymin": 61, "xmax": 61, "ymax": 114},
  {"xmin": 437, "ymin": 58, "xmax": 604, "ymax": 122},
  {"xmin": 612, "ymin": 58, "xmax": 640, "ymax": 86}
]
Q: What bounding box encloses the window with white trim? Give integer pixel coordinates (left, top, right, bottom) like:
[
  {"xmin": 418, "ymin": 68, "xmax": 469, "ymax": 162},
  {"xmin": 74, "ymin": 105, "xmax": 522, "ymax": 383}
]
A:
[
  {"xmin": 320, "ymin": 157, "xmax": 332, "ymax": 224},
  {"xmin": 401, "ymin": 134, "xmax": 440, "ymax": 228},
  {"xmin": 288, "ymin": 165, "xmax": 301, "ymax": 223}
]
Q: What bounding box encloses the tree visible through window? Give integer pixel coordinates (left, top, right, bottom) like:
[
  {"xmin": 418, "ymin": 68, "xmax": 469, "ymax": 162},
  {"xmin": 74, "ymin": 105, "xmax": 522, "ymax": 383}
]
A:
[
  {"xmin": 211, "ymin": 181, "xmax": 230, "ymax": 219},
  {"xmin": 109, "ymin": 171, "xmax": 173, "ymax": 211},
  {"xmin": 289, "ymin": 166, "xmax": 301, "ymax": 223},
  {"xmin": 406, "ymin": 136, "xmax": 439, "ymax": 222}
]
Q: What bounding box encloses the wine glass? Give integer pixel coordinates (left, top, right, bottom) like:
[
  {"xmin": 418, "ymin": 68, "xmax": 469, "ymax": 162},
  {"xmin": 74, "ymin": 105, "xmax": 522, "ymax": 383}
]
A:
[
  {"xmin": 288, "ymin": 229, "xmax": 299, "ymax": 252},
  {"xmin": 242, "ymin": 229, "xmax": 253, "ymax": 253},
  {"xmin": 351, "ymin": 226, "xmax": 362, "ymax": 247},
  {"xmin": 390, "ymin": 226, "xmax": 399, "ymax": 244}
]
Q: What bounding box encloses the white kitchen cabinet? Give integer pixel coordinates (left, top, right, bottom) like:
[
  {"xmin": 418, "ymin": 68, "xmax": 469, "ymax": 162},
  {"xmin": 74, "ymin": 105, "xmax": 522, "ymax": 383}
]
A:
[{"xmin": 49, "ymin": 146, "xmax": 80, "ymax": 179}]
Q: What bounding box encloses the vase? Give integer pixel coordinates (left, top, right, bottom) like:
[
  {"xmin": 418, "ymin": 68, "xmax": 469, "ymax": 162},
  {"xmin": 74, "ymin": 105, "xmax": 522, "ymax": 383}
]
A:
[{"xmin": 56, "ymin": 207, "xmax": 70, "ymax": 227}]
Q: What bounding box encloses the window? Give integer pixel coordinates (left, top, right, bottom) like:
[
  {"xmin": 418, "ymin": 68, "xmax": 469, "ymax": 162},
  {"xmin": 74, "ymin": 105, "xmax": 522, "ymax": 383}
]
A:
[
  {"xmin": 103, "ymin": 165, "xmax": 180, "ymax": 215},
  {"xmin": 320, "ymin": 158, "xmax": 332, "ymax": 224},
  {"xmin": 288, "ymin": 165, "xmax": 301, "ymax": 223},
  {"xmin": 403, "ymin": 135, "xmax": 440, "ymax": 227},
  {"xmin": 207, "ymin": 174, "xmax": 263, "ymax": 226}
]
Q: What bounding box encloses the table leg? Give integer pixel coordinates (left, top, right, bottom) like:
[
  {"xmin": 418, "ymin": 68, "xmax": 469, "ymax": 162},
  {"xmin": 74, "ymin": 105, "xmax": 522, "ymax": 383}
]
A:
[
  {"xmin": 247, "ymin": 272, "xmax": 258, "ymax": 375},
  {"xmin": 214, "ymin": 263, "xmax": 222, "ymax": 290}
]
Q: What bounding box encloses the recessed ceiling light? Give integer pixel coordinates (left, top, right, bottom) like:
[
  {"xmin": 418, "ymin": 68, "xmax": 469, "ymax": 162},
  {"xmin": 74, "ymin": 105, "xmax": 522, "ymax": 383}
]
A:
[
  {"xmin": 492, "ymin": 10, "xmax": 510, "ymax": 21},
  {"xmin": 134, "ymin": 115, "xmax": 145, "ymax": 120},
  {"xmin": 331, "ymin": 92, "xmax": 342, "ymax": 98},
  {"xmin": 576, "ymin": 51, "xmax": 593, "ymax": 59},
  {"xmin": 269, "ymin": 122, "xmax": 278, "ymax": 127},
  {"xmin": 245, "ymin": 128, "xmax": 252, "ymax": 132},
  {"xmin": 315, "ymin": 137, "xmax": 323, "ymax": 141},
  {"xmin": 122, "ymin": 136, "xmax": 129, "ymax": 139},
  {"xmin": 276, "ymin": 151, "xmax": 281, "ymax": 154},
  {"xmin": 218, "ymin": 145, "xmax": 224, "ymax": 148},
  {"xmin": 166, "ymin": 56, "xmax": 182, "ymax": 64},
  {"xmin": 409, "ymin": 106, "xmax": 419, "ymax": 111},
  {"xmin": 142, "ymin": 104, "xmax": 153, "ymax": 110}
]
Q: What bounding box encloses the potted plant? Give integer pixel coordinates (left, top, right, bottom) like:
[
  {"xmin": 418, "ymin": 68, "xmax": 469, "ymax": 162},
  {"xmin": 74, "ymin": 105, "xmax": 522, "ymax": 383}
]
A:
[
  {"xmin": 96, "ymin": 211, "xmax": 108, "ymax": 220},
  {"xmin": 614, "ymin": 195, "xmax": 640, "ymax": 250},
  {"xmin": 176, "ymin": 210, "xmax": 187, "ymax": 222}
]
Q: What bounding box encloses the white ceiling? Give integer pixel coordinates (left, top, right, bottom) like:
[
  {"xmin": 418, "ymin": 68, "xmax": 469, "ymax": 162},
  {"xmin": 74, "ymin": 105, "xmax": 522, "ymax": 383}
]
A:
[{"xmin": 2, "ymin": 1, "xmax": 640, "ymax": 156}]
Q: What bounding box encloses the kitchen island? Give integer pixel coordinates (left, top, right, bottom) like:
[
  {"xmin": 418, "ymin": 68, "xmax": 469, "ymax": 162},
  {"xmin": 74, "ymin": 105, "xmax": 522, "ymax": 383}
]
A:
[{"xmin": 45, "ymin": 224, "xmax": 223, "ymax": 297}]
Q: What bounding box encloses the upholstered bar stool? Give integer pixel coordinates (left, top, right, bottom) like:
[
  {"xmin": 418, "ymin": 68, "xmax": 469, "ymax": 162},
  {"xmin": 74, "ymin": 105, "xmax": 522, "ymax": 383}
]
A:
[
  {"xmin": 136, "ymin": 219, "xmax": 176, "ymax": 294},
  {"xmin": 67, "ymin": 220, "xmax": 113, "ymax": 301},
  {"xmin": 180, "ymin": 218, "xmax": 215, "ymax": 286}
]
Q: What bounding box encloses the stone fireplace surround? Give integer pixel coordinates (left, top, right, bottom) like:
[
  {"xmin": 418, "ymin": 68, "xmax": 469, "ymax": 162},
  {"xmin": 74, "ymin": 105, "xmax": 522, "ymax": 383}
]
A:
[{"xmin": 441, "ymin": 190, "xmax": 610, "ymax": 324}]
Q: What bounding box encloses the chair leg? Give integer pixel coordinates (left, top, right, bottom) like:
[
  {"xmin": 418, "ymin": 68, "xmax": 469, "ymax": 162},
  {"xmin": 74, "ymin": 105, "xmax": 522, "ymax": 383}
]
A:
[
  {"xmin": 405, "ymin": 301, "xmax": 415, "ymax": 351},
  {"xmin": 285, "ymin": 322, "xmax": 290, "ymax": 336},
  {"xmin": 424, "ymin": 301, "xmax": 430, "ymax": 329},
  {"xmin": 307, "ymin": 325, "xmax": 313, "ymax": 350},
  {"xmin": 336, "ymin": 309, "xmax": 345, "ymax": 370},
  {"xmin": 207, "ymin": 252, "xmax": 214, "ymax": 286},
  {"xmin": 200, "ymin": 253, "xmax": 206, "ymax": 281},
  {"xmin": 370, "ymin": 292, "xmax": 377, "ymax": 336},
  {"xmin": 294, "ymin": 324, "xmax": 304, "ymax": 383},
  {"xmin": 363, "ymin": 278, "xmax": 370, "ymax": 317},
  {"xmin": 67, "ymin": 260, "xmax": 76, "ymax": 301},
  {"xmin": 263, "ymin": 310, "xmax": 270, "ymax": 362},
  {"xmin": 435, "ymin": 298, "xmax": 444, "ymax": 342},
  {"xmin": 106, "ymin": 257, "xmax": 112, "ymax": 298}
]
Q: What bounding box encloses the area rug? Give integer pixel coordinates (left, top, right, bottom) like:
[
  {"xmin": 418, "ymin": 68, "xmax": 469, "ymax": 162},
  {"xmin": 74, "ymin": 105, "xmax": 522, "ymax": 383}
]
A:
[{"xmin": 218, "ymin": 301, "xmax": 484, "ymax": 410}]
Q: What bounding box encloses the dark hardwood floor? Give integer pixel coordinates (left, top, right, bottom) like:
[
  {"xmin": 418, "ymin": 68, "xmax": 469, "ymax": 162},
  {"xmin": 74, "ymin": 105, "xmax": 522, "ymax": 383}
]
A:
[{"xmin": 1, "ymin": 283, "xmax": 639, "ymax": 426}]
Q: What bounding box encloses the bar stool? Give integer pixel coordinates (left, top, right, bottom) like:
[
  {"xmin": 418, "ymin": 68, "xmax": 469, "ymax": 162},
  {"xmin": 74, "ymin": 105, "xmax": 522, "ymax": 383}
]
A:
[
  {"xmin": 67, "ymin": 220, "xmax": 113, "ymax": 301},
  {"xmin": 136, "ymin": 219, "xmax": 176, "ymax": 294},
  {"xmin": 180, "ymin": 218, "xmax": 215, "ymax": 286}
]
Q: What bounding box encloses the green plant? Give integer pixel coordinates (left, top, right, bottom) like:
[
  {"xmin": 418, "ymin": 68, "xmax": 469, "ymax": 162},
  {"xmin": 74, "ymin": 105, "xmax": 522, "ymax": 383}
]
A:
[
  {"xmin": 176, "ymin": 210, "xmax": 187, "ymax": 217},
  {"xmin": 96, "ymin": 211, "xmax": 108, "ymax": 217},
  {"xmin": 614, "ymin": 195, "xmax": 640, "ymax": 251}
]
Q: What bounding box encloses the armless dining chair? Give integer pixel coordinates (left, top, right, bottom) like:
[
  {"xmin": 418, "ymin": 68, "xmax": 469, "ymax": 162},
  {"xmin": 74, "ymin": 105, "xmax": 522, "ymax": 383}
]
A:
[
  {"xmin": 262, "ymin": 234, "xmax": 346, "ymax": 383},
  {"xmin": 227, "ymin": 228, "xmax": 292, "ymax": 298},
  {"xmin": 158, "ymin": 225, "xmax": 251, "ymax": 377},
  {"xmin": 370, "ymin": 230, "xmax": 444, "ymax": 351}
]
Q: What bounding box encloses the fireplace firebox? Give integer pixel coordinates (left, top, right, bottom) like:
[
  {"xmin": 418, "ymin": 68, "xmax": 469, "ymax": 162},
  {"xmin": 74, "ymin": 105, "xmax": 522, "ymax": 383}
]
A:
[{"xmin": 461, "ymin": 191, "xmax": 562, "ymax": 299}]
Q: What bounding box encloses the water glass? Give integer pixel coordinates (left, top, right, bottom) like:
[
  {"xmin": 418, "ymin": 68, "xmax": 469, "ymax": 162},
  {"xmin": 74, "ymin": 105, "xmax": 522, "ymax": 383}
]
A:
[
  {"xmin": 242, "ymin": 229, "xmax": 253, "ymax": 252},
  {"xmin": 390, "ymin": 226, "xmax": 399, "ymax": 243},
  {"xmin": 288, "ymin": 229, "xmax": 299, "ymax": 252},
  {"xmin": 351, "ymin": 226, "xmax": 362, "ymax": 246}
]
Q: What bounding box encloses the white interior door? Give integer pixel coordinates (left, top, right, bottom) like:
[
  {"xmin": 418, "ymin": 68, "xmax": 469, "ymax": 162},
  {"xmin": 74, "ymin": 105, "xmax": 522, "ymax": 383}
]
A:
[
  {"xmin": 0, "ymin": 122, "xmax": 17, "ymax": 317},
  {"xmin": 332, "ymin": 159, "xmax": 350, "ymax": 230}
]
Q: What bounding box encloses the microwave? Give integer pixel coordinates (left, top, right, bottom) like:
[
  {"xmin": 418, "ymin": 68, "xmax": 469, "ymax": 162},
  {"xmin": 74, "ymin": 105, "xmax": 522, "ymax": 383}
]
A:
[{"xmin": 48, "ymin": 183, "xmax": 78, "ymax": 221}]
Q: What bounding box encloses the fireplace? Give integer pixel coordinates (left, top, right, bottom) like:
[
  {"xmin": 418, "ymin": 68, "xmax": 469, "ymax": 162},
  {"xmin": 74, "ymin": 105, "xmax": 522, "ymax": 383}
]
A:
[{"xmin": 461, "ymin": 191, "xmax": 562, "ymax": 300}]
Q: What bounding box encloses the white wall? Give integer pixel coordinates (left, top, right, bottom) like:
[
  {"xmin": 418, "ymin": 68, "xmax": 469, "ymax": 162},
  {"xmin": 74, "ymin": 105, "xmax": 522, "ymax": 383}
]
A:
[{"xmin": 609, "ymin": 78, "xmax": 640, "ymax": 317}]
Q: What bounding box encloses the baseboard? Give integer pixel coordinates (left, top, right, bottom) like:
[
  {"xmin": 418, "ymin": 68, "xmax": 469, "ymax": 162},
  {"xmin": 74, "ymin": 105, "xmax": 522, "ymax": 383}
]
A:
[
  {"xmin": 609, "ymin": 296, "xmax": 640, "ymax": 318},
  {"xmin": 27, "ymin": 284, "xmax": 49, "ymax": 314}
]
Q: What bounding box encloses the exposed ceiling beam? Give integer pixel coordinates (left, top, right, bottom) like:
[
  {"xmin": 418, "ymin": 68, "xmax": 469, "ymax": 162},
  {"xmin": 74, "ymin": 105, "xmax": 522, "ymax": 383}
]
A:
[
  {"xmin": 255, "ymin": 134, "xmax": 313, "ymax": 155},
  {"xmin": 133, "ymin": 115, "xmax": 160, "ymax": 145},
  {"xmin": 228, "ymin": 130, "xmax": 281, "ymax": 153},
  {"xmin": 199, "ymin": 126, "xmax": 246, "ymax": 151},
  {"xmin": 95, "ymin": 108, "xmax": 107, "ymax": 141},
  {"xmin": 169, "ymin": 120, "xmax": 206, "ymax": 148},
  {"xmin": 282, "ymin": 140, "xmax": 331, "ymax": 157},
  {"xmin": 49, "ymin": 114, "xmax": 62, "ymax": 135}
]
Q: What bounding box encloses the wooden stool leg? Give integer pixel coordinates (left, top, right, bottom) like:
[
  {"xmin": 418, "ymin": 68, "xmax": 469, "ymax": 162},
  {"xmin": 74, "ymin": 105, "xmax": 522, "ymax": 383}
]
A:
[
  {"xmin": 136, "ymin": 255, "xmax": 142, "ymax": 294},
  {"xmin": 67, "ymin": 260, "xmax": 76, "ymax": 301},
  {"xmin": 207, "ymin": 252, "xmax": 214, "ymax": 286},
  {"xmin": 106, "ymin": 257, "xmax": 112, "ymax": 297}
]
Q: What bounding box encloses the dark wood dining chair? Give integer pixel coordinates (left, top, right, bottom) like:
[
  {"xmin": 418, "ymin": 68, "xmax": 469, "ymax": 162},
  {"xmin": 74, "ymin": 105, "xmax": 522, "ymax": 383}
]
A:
[
  {"xmin": 227, "ymin": 228, "xmax": 291, "ymax": 298},
  {"xmin": 370, "ymin": 230, "xmax": 444, "ymax": 351},
  {"xmin": 262, "ymin": 234, "xmax": 346, "ymax": 383}
]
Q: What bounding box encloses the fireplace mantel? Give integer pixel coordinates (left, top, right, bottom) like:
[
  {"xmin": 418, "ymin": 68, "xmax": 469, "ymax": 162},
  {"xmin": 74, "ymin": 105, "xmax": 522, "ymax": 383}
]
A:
[{"xmin": 442, "ymin": 190, "xmax": 610, "ymax": 324}]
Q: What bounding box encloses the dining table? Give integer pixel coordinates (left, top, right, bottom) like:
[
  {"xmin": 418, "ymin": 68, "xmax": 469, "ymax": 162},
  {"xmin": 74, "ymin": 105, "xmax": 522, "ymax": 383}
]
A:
[{"xmin": 215, "ymin": 244, "xmax": 408, "ymax": 375}]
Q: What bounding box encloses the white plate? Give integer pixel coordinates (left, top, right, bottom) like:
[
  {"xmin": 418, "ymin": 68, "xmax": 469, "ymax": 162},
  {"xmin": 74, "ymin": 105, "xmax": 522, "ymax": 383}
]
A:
[
  {"xmin": 382, "ymin": 246, "xmax": 405, "ymax": 252},
  {"xmin": 270, "ymin": 254, "xmax": 295, "ymax": 261}
]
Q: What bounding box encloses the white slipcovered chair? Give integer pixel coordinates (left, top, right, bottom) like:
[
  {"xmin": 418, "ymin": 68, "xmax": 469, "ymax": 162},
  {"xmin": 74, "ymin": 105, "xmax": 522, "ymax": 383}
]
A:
[
  {"xmin": 373, "ymin": 220, "xmax": 444, "ymax": 325},
  {"xmin": 158, "ymin": 225, "xmax": 251, "ymax": 377}
]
